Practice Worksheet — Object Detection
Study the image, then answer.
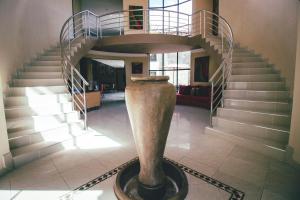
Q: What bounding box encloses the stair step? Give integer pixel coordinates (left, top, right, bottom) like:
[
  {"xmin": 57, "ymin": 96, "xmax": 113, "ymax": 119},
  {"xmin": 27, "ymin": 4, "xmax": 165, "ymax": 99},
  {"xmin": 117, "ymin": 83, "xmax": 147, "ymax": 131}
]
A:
[
  {"xmin": 217, "ymin": 108, "xmax": 291, "ymax": 128},
  {"xmin": 224, "ymin": 99, "xmax": 291, "ymax": 114},
  {"xmin": 38, "ymin": 55, "xmax": 61, "ymax": 61},
  {"xmin": 229, "ymin": 74, "xmax": 281, "ymax": 82},
  {"xmin": 44, "ymin": 51, "xmax": 61, "ymax": 56},
  {"xmin": 212, "ymin": 117, "xmax": 289, "ymax": 144},
  {"xmin": 227, "ymin": 81, "xmax": 286, "ymax": 91},
  {"xmin": 232, "ymin": 52, "xmax": 256, "ymax": 57},
  {"xmin": 5, "ymin": 94, "xmax": 71, "ymax": 107},
  {"xmin": 232, "ymin": 62, "xmax": 269, "ymax": 68},
  {"xmin": 231, "ymin": 67, "xmax": 275, "ymax": 75},
  {"xmin": 224, "ymin": 90, "xmax": 290, "ymax": 102},
  {"xmin": 9, "ymin": 121, "xmax": 84, "ymax": 149},
  {"xmin": 6, "ymin": 111, "xmax": 80, "ymax": 133},
  {"xmin": 24, "ymin": 66, "xmax": 61, "ymax": 72},
  {"xmin": 232, "ymin": 57, "xmax": 263, "ymax": 62},
  {"xmin": 205, "ymin": 127, "xmax": 286, "ymax": 161},
  {"xmin": 7, "ymin": 86, "xmax": 68, "ymax": 96},
  {"xmin": 32, "ymin": 60, "xmax": 61, "ymax": 66},
  {"xmin": 13, "ymin": 79, "xmax": 64, "ymax": 87},
  {"xmin": 18, "ymin": 72, "xmax": 62, "ymax": 79},
  {"xmin": 5, "ymin": 102, "xmax": 73, "ymax": 119}
]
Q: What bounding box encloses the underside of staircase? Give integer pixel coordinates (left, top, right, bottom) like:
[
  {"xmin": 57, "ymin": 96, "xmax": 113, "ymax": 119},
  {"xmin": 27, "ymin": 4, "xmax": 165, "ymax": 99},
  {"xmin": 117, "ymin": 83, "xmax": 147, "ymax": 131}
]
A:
[
  {"xmin": 205, "ymin": 36, "xmax": 291, "ymax": 161},
  {"xmin": 4, "ymin": 40, "xmax": 88, "ymax": 167}
]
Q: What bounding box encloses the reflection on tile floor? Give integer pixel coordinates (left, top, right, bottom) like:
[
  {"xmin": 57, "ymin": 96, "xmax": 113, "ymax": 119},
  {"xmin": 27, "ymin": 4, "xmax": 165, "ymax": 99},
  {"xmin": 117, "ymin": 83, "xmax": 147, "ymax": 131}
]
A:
[{"xmin": 0, "ymin": 101, "xmax": 300, "ymax": 200}]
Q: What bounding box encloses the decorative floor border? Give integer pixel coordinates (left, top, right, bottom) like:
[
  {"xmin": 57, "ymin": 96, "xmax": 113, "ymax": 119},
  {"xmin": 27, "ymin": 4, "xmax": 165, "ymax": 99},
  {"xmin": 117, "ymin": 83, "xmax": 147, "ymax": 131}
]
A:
[{"xmin": 74, "ymin": 157, "xmax": 245, "ymax": 200}]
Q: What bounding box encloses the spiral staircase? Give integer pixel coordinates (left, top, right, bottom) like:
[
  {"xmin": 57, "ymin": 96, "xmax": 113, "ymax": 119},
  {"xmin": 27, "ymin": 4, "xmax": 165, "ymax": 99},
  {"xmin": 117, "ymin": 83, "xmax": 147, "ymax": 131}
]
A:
[{"xmin": 3, "ymin": 9, "xmax": 291, "ymax": 168}]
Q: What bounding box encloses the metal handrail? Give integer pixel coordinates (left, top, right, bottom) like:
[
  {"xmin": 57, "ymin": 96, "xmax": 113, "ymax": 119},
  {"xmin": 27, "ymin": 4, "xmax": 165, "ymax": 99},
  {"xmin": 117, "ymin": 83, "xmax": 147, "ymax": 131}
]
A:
[{"xmin": 59, "ymin": 8, "xmax": 233, "ymax": 129}]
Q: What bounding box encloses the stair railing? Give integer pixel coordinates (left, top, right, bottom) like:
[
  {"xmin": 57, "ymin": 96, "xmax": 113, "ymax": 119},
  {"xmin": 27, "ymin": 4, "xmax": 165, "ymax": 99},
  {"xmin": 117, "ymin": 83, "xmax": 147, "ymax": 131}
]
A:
[
  {"xmin": 191, "ymin": 10, "xmax": 234, "ymax": 126},
  {"xmin": 60, "ymin": 10, "xmax": 98, "ymax": 130},
  {"xmin": 59, "ymin": 9, "xmax": 233, "ymax": 129}
]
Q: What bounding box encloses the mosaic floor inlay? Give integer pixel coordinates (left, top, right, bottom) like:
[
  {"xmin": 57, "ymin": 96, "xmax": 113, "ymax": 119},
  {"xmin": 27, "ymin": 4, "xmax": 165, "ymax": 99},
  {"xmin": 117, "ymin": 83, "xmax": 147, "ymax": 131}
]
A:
[{"xmin": 62, "ymin": 157, "xmax": 244, "ymax": 200}]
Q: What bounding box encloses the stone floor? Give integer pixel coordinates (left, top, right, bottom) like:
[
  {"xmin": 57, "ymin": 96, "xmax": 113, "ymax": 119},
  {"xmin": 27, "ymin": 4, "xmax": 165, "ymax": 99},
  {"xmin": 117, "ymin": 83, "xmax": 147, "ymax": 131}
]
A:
[{"xmin": 0, "ymin": 99, "xmax": 299, "ymax": 200}]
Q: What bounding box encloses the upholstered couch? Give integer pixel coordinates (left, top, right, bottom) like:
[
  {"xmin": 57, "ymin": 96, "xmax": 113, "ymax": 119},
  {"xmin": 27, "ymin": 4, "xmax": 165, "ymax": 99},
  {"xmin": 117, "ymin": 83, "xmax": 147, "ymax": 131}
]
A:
[{"xmin": 176, "ymin": 85, "xmax": 211, "ymax": 108}]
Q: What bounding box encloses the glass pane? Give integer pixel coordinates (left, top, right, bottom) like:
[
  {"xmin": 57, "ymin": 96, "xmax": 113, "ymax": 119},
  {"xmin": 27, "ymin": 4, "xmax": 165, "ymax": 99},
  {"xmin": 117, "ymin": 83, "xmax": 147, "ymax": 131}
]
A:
[
  {"xmin": 178, "ymin": 51, "xmax": 191, "ymax": 69},
  {"xmin": 150, "ymin": 54, "xmax": 163, "ymax": 71},
  {"xmin": 150, "ymin": 70, "xmax": 164, "ymax": 76},
  {"xmin": 149, "ymin": 0, "xmax": 163, "ymax": 8},
  {"xmin": 178, "ymin": 70, "xmax": 190, "ymax": 85},
  {"xmin": 164, "ymin": 0, "xmax": 178, "ymax": 7},
  {"xmin": 164, "ymin": 53, "xmax": 177, "ymax": 70},
  {"xmin": 179, "ymin": 0, "xmax": 192, "ymax": 14},
  {"xmin": 164, "ymin": 70, "xmax": 177, "ymax": 85},
  {"xmin": 149, "ymin": 10, "xmax": 163, "ymax": 33}
]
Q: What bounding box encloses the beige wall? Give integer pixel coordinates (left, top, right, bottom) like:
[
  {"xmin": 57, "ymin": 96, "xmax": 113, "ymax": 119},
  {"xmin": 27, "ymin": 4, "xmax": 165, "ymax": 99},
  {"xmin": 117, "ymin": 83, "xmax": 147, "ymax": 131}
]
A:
[
  {"xmin": 87, "ymin": 51, "xmax": 149, "ymax": 85},
  {"xmin": 0, "ymin": 76, "xmax": 10, "ymax": 173},
  {"xmin": 0, "ymin": 0, "xmax": 72, "ymax": 91},
  {"xmin": 190, "ymin": 49, "xmax": 218, "ymax": 86},
  {"xmin": 0, "ymin": 0, "xmax": 72, "ymax": 172},
  {"xmin": 289, "ymin": 2, "xmax": 300, "ymax": 165},
  {"xmin": 219, "ymin": 0, "xmax": 298, "ymax": 91},
  {"xmin": 191, "ymin": 0, "xmax": 213, "ymax": 35}
]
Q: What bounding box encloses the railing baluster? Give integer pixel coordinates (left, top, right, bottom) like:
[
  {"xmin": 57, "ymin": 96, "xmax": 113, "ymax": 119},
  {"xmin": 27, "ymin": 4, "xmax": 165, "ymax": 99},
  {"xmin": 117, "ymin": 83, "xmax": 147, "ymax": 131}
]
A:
[
  {"xmin": 210, "ymin": 82, "xmax": 214, "ymax": 127},
  {"xmin": 83, "ymin": 83, "xmax": 87, "ymax": 130}
]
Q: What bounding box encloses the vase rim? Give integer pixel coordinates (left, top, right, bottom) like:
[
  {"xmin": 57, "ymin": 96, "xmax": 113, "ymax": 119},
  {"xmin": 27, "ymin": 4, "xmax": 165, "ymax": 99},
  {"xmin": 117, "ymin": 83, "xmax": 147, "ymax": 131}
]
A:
[{"xmin": 131, "ymin": 76, "xmax": 169, "ymax": 82}]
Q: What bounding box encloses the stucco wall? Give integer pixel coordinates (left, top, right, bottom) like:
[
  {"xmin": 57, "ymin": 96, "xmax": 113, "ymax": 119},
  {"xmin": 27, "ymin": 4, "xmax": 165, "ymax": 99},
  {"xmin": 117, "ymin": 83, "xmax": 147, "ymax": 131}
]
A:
[
  {"xmin": 289, "ymin": 2, "xmax": 300, "ymax": 165},
  {"xmin": 0, "ymin": 0, "xmax": 72, "ymax": 91},
  {"xmin": 190, "ymin": 49, "xmax": 218, "ymax": 86},
  {"xmin": 79, "ymin": 0, "xmax": 123, "ymax": 15},
  {"xmin": 0, "ymin": 0, "xmax": 72, "ymax": 172},
  {"xmin": 219, "ymin": 0, "xmax": 298, "ymax": 91}
]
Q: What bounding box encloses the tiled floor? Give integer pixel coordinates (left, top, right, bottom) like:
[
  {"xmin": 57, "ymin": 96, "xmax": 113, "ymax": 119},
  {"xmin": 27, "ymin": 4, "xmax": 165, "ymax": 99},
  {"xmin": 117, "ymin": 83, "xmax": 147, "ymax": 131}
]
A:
[{"xmin": 0, "ymin": 100, "xmax": 300, "ymax": 200}]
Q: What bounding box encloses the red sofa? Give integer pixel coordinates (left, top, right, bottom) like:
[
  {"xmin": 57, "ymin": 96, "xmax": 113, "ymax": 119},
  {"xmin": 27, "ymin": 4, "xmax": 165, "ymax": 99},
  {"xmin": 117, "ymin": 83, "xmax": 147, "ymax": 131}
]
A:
[{"xmin": 176, "ymin": 85, "xmax": 211, "ymax": 109}]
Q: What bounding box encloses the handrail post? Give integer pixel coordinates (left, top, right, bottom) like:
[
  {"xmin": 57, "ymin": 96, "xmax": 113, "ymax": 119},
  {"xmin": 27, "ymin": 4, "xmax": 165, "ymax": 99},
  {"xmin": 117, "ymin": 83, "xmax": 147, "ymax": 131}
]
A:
[
  {"xmin": 88, "ymin": 12, "xmax": 91, "ymax": 36},
  {"xmin": 200, "ymin": 11, "xmax": 202, "ymax": 35},
  {"xmin": 96, "ymin": 17, "xmax": 98, "ymax": 38},
  {"xmin": 221, "ymin": 25, "xmax": 224, "ymax": 54},
  {"xmin": 203, "ymin": 11, "xmax": 206, "ymax": 38},
  {"xmin": 99, "ymin": 18, "xmax": 102, "ymax": 38},
  {"xmin": 84, "ymin": 12, "xmax": 87, "ymax": 39},
  {"xmin": 221, "ymin": 64, "xmax": 225, "ymax": 108},
  {"xmin": 83, "ymin": 83, "xmax": 87, "ymax": 130},
  {"xmin": 168, "ymin": 11, "xmax": 170, "ymax": 34},
  {"xmin": 68, "ymin": 22, "xmax": 71, "ymax": 57},
  {"xmin": 187, "ymin": 15, "xmax": 190, "ymax": 35},
  {"xmin": 210, "ymin": 82, "xmax": 214, "ymax": 127},
  {"xmin": 71, "ymin": 68, "xmax": 75, "ymax": 111},
  {"xmin": 119, "ymin": 13, "xmax": 122, "ymax": 35}
]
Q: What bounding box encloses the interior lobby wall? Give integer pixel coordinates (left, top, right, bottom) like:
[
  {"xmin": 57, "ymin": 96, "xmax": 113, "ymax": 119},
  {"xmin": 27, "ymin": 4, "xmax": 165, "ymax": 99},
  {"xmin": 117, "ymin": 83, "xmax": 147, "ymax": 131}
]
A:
[
  {"xmin": 190, "ymin": 49, "xmax": 218, "ymax": 86},
  {"xmin": 0, "ymin": 0, "xmax": 72, "ymax": 173},
  {"xmin": 0, "ymin": 0, "xmax": 72, "ymax": 92},
  {"xmin": 219, "ymin": 0, "xmax": 298, "ymax": 91},
  {"xmin": 289, "ymin": 2, "xmax": 300, "ymax": 165},
  {"xmin": 79, "ymin": 0, "xmax": 123, "ymax": 15},
  {"xmin": 0, "ymin": 76, "xmax": 10, "ymax": 175}
]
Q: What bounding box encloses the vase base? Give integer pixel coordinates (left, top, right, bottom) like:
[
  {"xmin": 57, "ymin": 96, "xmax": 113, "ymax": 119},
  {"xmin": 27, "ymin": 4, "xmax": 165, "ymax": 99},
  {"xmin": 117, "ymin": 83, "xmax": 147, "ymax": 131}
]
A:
[{"xmin": 114, "ymin": 159, "xmax": 188, "ymax": 200}]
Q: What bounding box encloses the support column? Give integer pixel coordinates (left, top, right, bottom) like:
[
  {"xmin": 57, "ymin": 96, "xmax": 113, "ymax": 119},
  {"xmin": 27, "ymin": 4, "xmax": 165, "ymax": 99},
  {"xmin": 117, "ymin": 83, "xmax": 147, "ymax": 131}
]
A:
[
  {"xmin": 0, "ymin": 76, "xmax": 13, "ymax": 175},
  {"xmin": 288, "ymin": 2, "xmax": 300, "ymax": 165}
]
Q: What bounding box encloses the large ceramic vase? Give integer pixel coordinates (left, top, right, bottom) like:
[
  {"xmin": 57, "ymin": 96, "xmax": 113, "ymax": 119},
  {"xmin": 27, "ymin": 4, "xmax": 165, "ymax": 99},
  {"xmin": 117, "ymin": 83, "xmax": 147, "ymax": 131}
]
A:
[
  {"xmin": 126, "ymin": 76, "xmax": 176, "ymax": 196},
  {"xmin": 114, "ymin": 76, "xmax": 188, "ymax": 200}
]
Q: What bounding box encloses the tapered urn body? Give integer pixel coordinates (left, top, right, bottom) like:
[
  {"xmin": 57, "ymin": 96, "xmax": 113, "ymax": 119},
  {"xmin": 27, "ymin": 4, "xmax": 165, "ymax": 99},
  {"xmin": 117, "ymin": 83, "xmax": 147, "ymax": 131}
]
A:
[{"xmin": 126, "ymin": 77, "xmax": 175, "ymax": 192}]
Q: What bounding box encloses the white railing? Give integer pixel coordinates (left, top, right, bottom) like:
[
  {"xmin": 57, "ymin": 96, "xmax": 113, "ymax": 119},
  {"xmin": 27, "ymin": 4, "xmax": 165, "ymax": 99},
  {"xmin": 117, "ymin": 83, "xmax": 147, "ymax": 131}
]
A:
[{"xmin": 59, "ymin": 9, "xmax": 233, "ymax": 129}]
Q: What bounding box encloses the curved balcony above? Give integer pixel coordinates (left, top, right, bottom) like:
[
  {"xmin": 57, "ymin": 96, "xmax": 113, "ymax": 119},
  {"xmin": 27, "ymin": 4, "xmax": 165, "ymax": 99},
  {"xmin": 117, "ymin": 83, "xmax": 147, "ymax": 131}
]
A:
[{"xmin": 93, "ymin": 34, "xmax": 200, "ymax": 53}]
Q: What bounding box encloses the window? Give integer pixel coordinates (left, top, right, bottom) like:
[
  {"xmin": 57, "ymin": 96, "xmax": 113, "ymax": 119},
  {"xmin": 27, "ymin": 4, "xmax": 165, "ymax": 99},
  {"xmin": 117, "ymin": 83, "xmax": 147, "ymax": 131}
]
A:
[{"xmin": 149, "ymin": 0, "xmax": 192, "ymax": 88}]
